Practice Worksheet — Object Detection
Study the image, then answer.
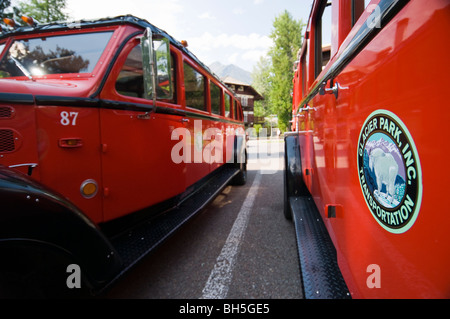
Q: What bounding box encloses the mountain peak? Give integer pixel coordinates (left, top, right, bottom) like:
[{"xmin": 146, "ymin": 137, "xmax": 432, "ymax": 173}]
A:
[{"xmin": 209, "ymin": 62, "xmax": 253, "ymax": 85}]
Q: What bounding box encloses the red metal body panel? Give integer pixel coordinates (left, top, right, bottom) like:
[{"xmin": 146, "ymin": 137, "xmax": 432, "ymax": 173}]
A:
[
  {"xmin": 35, "ymin": 105, "xmax": 104, "ymax": 223},
  {"xmin": 293, "ymin": 0, "xmax": 450, "ymax": 298}
]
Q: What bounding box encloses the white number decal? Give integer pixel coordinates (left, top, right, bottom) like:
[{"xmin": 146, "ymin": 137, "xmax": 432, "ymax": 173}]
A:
[{"xmin": 60, "ymin": 111, "xmax": 79, "ymax": 126}]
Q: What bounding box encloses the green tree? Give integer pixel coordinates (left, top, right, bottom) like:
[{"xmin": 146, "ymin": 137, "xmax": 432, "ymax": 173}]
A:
[
  {"xmin": 268, "ymin": 10, "xmax": 304, "ymax": 132},
  {"xmin": 251, "ymin": 55, "xmax": 272, "ymax": 117},
  {"xmin": 19, "ymin": 0, "xmax": 69, "ymax": 23}
]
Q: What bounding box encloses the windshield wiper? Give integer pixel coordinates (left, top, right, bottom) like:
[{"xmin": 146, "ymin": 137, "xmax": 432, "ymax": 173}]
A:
[{"xmin": 10, "ymin": 56, "xmax": 33, "ymax": 80}]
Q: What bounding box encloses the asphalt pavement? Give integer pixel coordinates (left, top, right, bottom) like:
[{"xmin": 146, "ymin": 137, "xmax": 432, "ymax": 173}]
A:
[{"xmin": 101, "ymin": 138, "xmax": 303, "ymax": 300}]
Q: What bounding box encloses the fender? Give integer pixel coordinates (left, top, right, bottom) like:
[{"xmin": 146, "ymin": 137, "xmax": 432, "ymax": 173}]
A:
[
  {"xmin": 0, "ymin": 165, "xmax": 123, "ymax": 291},
  {"xmin": 283, "ymin": 134, "xmax": 309, "ymax": 219}
]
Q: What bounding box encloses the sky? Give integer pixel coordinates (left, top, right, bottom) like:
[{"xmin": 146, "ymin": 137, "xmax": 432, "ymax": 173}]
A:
[{"xmin": 59, "ymin": 0, "xmax": 315, "ymax": 73}]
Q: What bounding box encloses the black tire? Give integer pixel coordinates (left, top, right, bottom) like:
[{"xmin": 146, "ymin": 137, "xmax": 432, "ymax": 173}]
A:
[
  {"xmin": 283, "ymin": 135, "xmax": 308, "ymax": 220},
  {"xmin": 231, "ymin": 151, "xmax": 247, "ymax": 186},
  {"xmin": 0, "ymin": 242, "xmax": 92, "ymax": 299},
  {"xmin": 283, "ymin": 164, "xmax": 292, "ymax": 220}
]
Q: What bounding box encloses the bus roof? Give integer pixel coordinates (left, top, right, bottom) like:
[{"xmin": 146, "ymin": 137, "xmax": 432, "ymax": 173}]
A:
[{"xmin": 0, "ymin": 15, "xmax": 234, "ymax": 97}]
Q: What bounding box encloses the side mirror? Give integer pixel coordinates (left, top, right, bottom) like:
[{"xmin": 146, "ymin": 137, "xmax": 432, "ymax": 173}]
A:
[
  {"xmin": 141, "ymin": 27, "xmax": 156, "ymax": 101},
  {"xmin": 141, "ymin": 27, "xmax": 173, "ymax": 102}
]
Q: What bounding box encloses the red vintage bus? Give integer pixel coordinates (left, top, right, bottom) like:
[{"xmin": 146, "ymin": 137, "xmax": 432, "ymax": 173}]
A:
[
  {"xmin": 0, "ymin": 15, "xmax": 247, "ymax": 297},
  {"xmin": 285, "ymin": 0, "xmax": 450, "ymax": 298}
]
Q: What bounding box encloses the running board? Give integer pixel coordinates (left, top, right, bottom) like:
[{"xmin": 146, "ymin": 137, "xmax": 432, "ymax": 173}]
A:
[
  {"xmin": 290, "ymin": 196, "xmax": 351, "ymax": 299},
  {"xmin": 102, "ymin": 167, "xmax": 239, "ymax": 291}
]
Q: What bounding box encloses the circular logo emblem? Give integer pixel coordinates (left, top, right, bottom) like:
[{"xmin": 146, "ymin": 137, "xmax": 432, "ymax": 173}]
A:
[{"xmin": 357, "ymin": 110, "xmax": 422, "ymax": 234}]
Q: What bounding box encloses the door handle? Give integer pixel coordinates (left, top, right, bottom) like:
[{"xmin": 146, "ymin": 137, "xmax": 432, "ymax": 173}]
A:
[
  {"xmin": 320, "ymin": 81, "xmax": 348, "ymax": 99},
  {"xmin": 181, "ymin": 118, "xmax": 190, "ymax": 123},
  {"xmin": 299, "ymin": 105, "xmax": 316, "ymax": 112},
  {"xmin": 137, "ymin": 112, "xmax": 151, "ymax": 119}
]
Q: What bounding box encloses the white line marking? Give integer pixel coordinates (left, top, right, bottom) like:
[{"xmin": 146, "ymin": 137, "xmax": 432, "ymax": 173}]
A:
[{"xmin": 201, "ymin": 171, "xmax": 262, "ymax": 299}]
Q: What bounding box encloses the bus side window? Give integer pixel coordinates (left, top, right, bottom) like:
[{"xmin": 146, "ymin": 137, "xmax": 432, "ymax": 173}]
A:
[
  {"xmin": 352, "ymin": 0, "xmax": 372, "ymax": 26},
  {"xmin": 184, "ymin": 62, "xmax": 206, "ymax": 111},
  {"xmin": 301, "ymin": 50, "xmax": 307, "ymax": 98},
  {"xmin": 170, "ymin": 53, "xmax": 177, "ymax": 104},
  {"xmin": 116, "ymin": 44, "xmax": 145, "ymax": 98},
  {"xmin": 225, "ymin": 93, "xmax": 231, "ymax": 118},
  {"xmin": 156, "ymin": 52, "xmax": 177, "ymax": 104},
  {"xmin": 116, "ymin": 43, "xmax": 177, "ymax": 103},
  {"xmin": 233, "ymin": 99, "xmax": 238, "ymax": 120},
  {"xmin": 210, "ymin": 81, "xmax": 222, "ymax": 115},
  {"xmin": 315, "ymin": 0, "xmax": 332, "ymax": 78}
]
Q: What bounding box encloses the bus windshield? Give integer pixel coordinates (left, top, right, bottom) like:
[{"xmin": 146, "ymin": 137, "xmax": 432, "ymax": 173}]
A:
[{"xmin": 0, "ymin": 31, "xmax": 113, "ymax": 78}]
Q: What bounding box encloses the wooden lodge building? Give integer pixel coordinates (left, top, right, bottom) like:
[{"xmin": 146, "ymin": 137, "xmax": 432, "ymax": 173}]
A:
[{"xmin": 222, "ymin": 76, "xmax": 264, "ymax": 128}]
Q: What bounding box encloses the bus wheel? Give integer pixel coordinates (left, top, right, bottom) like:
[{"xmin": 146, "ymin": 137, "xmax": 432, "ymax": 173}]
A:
[{"xmin": 231, "ymin": 151, "xmax": 247, "ymax": 186}]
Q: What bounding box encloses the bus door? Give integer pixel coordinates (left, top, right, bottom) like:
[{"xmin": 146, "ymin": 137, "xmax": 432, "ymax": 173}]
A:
[
  {"xmin": 295, "ymin": 42, "xmax": 315, "ymax": 193},
  {"xmin": 308, "ymin": 0, "xmax": 336, "ymax": 218},
  {"xmin": 99, "ymin": 34, "xmax": 185, "ymax": 222}
]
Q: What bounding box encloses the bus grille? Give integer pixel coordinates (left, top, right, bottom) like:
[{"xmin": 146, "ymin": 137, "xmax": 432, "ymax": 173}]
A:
[
  {"xmin": 0, "ymin": 129, "xmax": 15, "ymax": 152},
  {"xmin": 0, "ymin": 106, "xmax": 13, "ymax": 119}
]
